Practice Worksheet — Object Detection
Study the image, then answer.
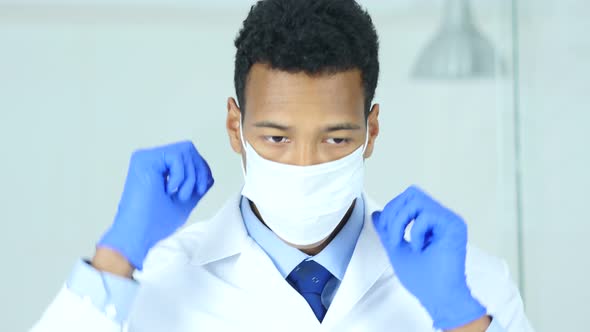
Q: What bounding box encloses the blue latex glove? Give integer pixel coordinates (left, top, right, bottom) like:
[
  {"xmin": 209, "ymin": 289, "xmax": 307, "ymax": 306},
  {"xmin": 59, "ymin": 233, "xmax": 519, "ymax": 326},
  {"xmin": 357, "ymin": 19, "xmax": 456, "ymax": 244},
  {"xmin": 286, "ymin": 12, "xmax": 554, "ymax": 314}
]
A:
[
  {"xmin": 372, "ymin": 186, "xmax": 486, "ymax": 330},
  {"xmin": 98, "ymin": 141, "xmax": 213, "ymax": 270}
]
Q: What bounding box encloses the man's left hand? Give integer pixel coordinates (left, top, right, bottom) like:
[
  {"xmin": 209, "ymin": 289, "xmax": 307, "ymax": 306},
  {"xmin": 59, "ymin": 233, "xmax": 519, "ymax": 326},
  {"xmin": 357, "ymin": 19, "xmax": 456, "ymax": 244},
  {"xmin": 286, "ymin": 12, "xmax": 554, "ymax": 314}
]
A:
[{"xmin": 372, "ymin": 185, "xmax": 488, "ymax": 330}]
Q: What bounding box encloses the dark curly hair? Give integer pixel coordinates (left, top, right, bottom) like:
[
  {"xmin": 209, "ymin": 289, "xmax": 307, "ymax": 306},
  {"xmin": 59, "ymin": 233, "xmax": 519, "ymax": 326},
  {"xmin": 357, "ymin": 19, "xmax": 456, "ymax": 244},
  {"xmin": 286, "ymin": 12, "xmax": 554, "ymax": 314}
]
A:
[{"xmin": 234, "ymin": 0, "xmax": 379, "ymax": 117}]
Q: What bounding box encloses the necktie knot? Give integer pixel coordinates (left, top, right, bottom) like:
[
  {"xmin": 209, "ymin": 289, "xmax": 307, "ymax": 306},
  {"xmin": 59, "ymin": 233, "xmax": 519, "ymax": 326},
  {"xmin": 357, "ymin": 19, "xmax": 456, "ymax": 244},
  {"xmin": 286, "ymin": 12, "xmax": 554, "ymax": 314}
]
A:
[{"xmin": 287, "ymin": 260, "xmax": 333, "ymax": 322}]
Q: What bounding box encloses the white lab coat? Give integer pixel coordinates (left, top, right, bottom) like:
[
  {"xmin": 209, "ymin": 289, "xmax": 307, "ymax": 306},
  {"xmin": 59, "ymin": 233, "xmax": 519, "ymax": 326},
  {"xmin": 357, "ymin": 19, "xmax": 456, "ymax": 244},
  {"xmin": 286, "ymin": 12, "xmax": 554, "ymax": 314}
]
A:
[{"xmin": 31, "ymin": 193, "xmax": 533, "ymax": 332}]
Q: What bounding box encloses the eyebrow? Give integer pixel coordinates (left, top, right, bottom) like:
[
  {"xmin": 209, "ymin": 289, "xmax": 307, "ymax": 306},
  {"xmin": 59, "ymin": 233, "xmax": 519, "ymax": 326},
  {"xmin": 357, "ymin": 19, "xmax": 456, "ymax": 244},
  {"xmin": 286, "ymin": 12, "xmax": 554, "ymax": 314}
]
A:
[
  {"xmin": 323, "ymin": 123, "xmax": 362, "ymax": 132},
  {"xmin": 253, "ymin": 121, "xmax": 290, "ymax": 131},
  {"xmin": 252, "ymin": 121, "xmax": 362, "ymax": 132}
]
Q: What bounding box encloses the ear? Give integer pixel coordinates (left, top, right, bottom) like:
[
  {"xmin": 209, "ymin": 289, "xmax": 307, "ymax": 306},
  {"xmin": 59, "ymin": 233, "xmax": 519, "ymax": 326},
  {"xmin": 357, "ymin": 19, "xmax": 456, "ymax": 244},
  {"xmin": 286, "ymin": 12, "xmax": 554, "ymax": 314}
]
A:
[
  {"xmin": 226, "ymin": 97, "xmax": 243, "ymax": 154},
  {"xmin": 363, "ymin": 103, "xmax": 380, "ymax": 159}
]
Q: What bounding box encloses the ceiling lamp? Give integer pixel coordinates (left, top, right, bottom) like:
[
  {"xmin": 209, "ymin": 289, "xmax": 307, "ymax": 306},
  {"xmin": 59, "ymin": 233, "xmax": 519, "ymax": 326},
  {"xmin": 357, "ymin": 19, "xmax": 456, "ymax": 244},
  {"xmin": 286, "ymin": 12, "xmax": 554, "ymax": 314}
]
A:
[{"xmin": 412, "ymin": 0, "xmax": 505, "ymax": 79}]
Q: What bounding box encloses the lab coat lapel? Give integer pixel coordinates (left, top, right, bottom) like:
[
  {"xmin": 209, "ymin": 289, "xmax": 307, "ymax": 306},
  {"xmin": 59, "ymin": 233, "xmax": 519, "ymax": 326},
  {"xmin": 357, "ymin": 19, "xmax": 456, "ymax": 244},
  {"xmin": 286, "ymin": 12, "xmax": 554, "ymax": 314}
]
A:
[
  {"xmin": 322, "ymin": 194, "xmax": 391, "ymax": 327},
  {"xmin": 191, "ymin": 193, "xmax": 297, "ymax": 302},
  {"xmin": 191, "ymin": 193, "xmax": 320, "ymax": 328},
  {"xmin": 234, "ymin": 237, "xmax": 321, "ymax": 328},
  {"xmin": 189, "ymin": 192, "xmax": 392, "ymax": 328},
  {"xmin": 190, "ymin": 193, "xmax": 247, "ymax": 266}
]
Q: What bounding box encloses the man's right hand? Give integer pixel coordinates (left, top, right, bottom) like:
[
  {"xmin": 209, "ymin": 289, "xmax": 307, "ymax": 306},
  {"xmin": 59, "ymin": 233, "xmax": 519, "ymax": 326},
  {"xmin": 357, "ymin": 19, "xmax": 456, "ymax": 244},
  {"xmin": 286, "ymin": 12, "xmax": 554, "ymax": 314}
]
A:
[{"xmin": 95, "ymin": 141, "xmax": 214, "ymax": 274}]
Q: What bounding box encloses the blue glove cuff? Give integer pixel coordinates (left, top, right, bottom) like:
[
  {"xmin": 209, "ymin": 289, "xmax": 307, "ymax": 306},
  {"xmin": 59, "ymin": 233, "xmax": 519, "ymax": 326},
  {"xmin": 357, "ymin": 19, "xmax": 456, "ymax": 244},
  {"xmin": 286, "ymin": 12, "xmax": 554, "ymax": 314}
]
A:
[
  {"xmin": 98, "ymin": 226, "xmax": 148, "ymax": 271},
  {"xmin": 430, "ymin": 293, "xmax": 487, "ymax": 330}
]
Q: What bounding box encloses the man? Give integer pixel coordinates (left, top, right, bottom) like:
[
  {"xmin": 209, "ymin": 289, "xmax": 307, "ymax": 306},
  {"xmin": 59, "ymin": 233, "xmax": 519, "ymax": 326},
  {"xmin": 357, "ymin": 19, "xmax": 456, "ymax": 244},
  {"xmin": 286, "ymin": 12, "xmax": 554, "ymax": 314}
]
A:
[{"xmin": 32, "ymin": 0, "xmax": 533, "ymax": 331}]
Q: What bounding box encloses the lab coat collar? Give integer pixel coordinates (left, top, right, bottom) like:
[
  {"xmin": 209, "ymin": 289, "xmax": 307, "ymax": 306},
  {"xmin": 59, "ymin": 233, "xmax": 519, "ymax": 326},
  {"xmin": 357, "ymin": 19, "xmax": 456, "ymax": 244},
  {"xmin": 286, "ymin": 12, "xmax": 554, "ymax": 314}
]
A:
[
  {"xmin": 190, "ymin": 193, "xmax": 248, "ymax": 266},
  {"xmin": 321, "ymin": 194, "xmax": 391, "ymax": 327},
  {"xmin": 189, "ymin": 192, "xmax": 391, "ymax": 326},
  {"xmin": 190, "ymin": 192, "xmax": 386, "ymax": 266},
  {"xmin": 191, "ymin": 192, "xmax": 321, "ymax": 328}
]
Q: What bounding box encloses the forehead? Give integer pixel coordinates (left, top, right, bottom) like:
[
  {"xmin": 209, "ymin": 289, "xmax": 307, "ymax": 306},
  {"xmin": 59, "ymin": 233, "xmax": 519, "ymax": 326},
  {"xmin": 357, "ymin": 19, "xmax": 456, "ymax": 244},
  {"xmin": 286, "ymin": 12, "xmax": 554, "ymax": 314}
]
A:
[{"xmin": 243, "ymin": 63, "xmax": 365, "ymax": 122}]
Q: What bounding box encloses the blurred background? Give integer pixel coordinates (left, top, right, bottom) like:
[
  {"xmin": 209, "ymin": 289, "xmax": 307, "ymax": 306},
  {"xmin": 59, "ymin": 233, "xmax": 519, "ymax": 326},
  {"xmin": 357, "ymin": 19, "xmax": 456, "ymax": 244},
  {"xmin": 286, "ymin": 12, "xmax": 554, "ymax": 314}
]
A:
[{"xmin": 0, "ymin": 0, "xmax": 588, "ymax": 331}]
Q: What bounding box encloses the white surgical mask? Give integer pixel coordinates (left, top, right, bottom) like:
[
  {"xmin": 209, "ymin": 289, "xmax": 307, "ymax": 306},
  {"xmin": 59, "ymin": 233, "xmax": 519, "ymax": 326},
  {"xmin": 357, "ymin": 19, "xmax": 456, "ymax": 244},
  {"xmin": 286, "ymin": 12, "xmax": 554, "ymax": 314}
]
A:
[{"xmin": 240, "ymin": 120, "xmax": 368, "ymax": 246}]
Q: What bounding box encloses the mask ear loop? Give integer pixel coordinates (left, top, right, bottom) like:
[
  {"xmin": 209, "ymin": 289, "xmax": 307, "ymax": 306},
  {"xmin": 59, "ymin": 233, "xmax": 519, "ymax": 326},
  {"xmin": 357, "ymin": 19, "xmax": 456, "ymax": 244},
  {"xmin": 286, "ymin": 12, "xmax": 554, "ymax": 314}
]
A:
[
  {"xmin": 361, "ymin": 120, "xmax": 370, "ymax": 155},
  {"xmin": 239, "ymin": 114, "xmax": 247, "ymax": 150},
  {"xmin": 239, "ymin": 114, "xmax": 248, "ymax": 177}
]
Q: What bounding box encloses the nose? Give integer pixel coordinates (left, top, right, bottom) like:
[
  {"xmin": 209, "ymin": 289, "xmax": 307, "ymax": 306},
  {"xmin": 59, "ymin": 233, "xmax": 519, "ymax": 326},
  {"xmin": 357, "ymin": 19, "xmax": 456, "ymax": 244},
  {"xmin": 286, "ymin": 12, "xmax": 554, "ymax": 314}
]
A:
[{"xmin": 291, "ymin": 143, "xmax": 321, "ymax": 166}]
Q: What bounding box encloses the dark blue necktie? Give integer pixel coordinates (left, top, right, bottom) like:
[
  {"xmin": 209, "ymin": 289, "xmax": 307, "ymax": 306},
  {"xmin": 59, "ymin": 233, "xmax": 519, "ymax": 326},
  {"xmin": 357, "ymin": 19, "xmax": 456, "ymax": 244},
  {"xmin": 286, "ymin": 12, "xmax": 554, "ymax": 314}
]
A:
[{"xmin": 286, "ymin": 260, "xmax": 334, "ymax": 322}]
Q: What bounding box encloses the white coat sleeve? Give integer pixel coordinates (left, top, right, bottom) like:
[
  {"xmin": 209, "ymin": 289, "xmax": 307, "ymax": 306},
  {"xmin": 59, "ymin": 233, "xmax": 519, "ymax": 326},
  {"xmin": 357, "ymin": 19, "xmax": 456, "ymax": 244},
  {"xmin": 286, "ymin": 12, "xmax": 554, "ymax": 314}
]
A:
[
  {"xmin": 466, "ymin": 246, "xmax": 535, "ymax": 332},
  {"xmin": 29, "ymin": 259, "xmax": 138, "ymax": 332},
  {"xmin": 30, "ymin": 285, "xmax": 125, "ymax": 332},
  {"xmin": 29, "ymin": 220, "xmax": 205, "ymax": 332}
]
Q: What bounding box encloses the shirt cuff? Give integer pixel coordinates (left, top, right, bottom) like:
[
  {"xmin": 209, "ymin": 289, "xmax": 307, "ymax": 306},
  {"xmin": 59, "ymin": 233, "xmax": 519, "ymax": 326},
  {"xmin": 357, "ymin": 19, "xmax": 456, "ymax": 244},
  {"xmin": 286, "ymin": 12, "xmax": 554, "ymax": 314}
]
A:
[
  {"xmin": 485, "ymin": 317, "xmax": 506, "ymax": 332},
  {"xmin": 66, "ymin": 259, "xmax": 139, "ymax": 323}
]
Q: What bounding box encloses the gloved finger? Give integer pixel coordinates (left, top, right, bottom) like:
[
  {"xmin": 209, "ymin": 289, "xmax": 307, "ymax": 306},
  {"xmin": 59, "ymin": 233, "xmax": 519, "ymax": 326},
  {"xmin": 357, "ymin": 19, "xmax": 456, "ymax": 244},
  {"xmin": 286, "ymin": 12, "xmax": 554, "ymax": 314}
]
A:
[
  {"xmin": 191, "ymin": 148, "xmax": 214, "ymax": 197},
  {"xmin": 373, "ymin": 185, "xmax": 428, "ymax": 243},
  {"xmin": 409, "ymin": 211, "xmax": 439, "ymax": 252},
  {"xmin": 178, "ymin": 152, "xmax": 197, "ymax": 201},
  {"xmin": 371, "ymin": 211, "xmax": 383, "ymax": 230},
  {"xmin": 163, "ymin": 150, "xmax": 185, "ymax": 195},
  {"xmin": 372, "ymin": 188, "xmax": 409, "ymax": 235},
  {"xmin": 384, "ymin": 190, "xmax": 425, "ymax": 249},
  {"xmin": 437, "ymin": 210, "xmax": 468, "ymax": 248}
]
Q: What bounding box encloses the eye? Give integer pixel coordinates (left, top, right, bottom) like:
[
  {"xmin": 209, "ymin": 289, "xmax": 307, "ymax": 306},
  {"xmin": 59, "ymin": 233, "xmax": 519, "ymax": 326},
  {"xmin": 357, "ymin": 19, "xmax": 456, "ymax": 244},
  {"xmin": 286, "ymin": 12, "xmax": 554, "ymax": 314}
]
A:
[
  {"xmin": 325, "ymin": 138, "xmax": 350, "ymax": 145},
  {"xmin": 264, "ymin": 136, "xmax": 290, "ymax": 144}
]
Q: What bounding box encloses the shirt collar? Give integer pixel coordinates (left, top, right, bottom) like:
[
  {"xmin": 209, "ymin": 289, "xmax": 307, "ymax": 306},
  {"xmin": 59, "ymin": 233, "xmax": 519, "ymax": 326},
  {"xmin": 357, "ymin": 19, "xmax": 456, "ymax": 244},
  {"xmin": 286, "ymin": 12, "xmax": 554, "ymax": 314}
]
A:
[{"xmin": 240, "ymin": 196, "xmax": 365, "ymax": 281}]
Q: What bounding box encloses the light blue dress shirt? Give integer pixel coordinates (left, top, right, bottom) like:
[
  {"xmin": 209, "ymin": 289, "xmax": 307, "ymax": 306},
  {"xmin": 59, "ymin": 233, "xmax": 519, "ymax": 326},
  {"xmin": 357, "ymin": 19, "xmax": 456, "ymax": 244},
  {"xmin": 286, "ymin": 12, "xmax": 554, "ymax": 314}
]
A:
[
  {"xmin": 240, "ymin": 195, "xmax": 365, "ymax": 308},
  {"xmin": 66, "ymin": 195, "xmax": 505, "ymax": 331}
]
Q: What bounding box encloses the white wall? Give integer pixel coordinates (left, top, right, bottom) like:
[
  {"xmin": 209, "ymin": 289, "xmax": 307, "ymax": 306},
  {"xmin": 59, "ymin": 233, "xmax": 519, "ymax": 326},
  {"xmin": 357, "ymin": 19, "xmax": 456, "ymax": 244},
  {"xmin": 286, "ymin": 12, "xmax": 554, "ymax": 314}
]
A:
[
  {"xmin": 517, "ymin": 1, "xmax": 590, "ymax": 331},
  {"xmin": 0, "ymin": 8, "xmax": 246, "ymax": 330},
  {"xmin": 0, "ymin": 1, "xmax": 584, "ymax": 331}
]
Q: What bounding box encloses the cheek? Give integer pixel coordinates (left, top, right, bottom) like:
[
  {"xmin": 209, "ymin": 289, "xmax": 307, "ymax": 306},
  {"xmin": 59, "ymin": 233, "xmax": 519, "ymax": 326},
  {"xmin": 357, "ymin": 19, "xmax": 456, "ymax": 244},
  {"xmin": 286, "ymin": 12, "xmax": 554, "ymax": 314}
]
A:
[
  {"xmin": 319, "ymin": 140, "xmax": 364, "ymax": 161},
  {"xmin": 253, "ymin": 142, "xmax": 291, "ymax": 163}
]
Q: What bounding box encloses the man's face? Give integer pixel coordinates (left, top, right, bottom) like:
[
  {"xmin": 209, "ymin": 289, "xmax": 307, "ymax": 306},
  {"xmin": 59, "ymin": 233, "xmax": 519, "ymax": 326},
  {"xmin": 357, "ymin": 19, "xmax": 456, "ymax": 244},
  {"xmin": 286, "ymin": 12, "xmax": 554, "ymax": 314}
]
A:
[{"xmin": 227, "ymin": 63, "xmax": 379, "ymax": 165}]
